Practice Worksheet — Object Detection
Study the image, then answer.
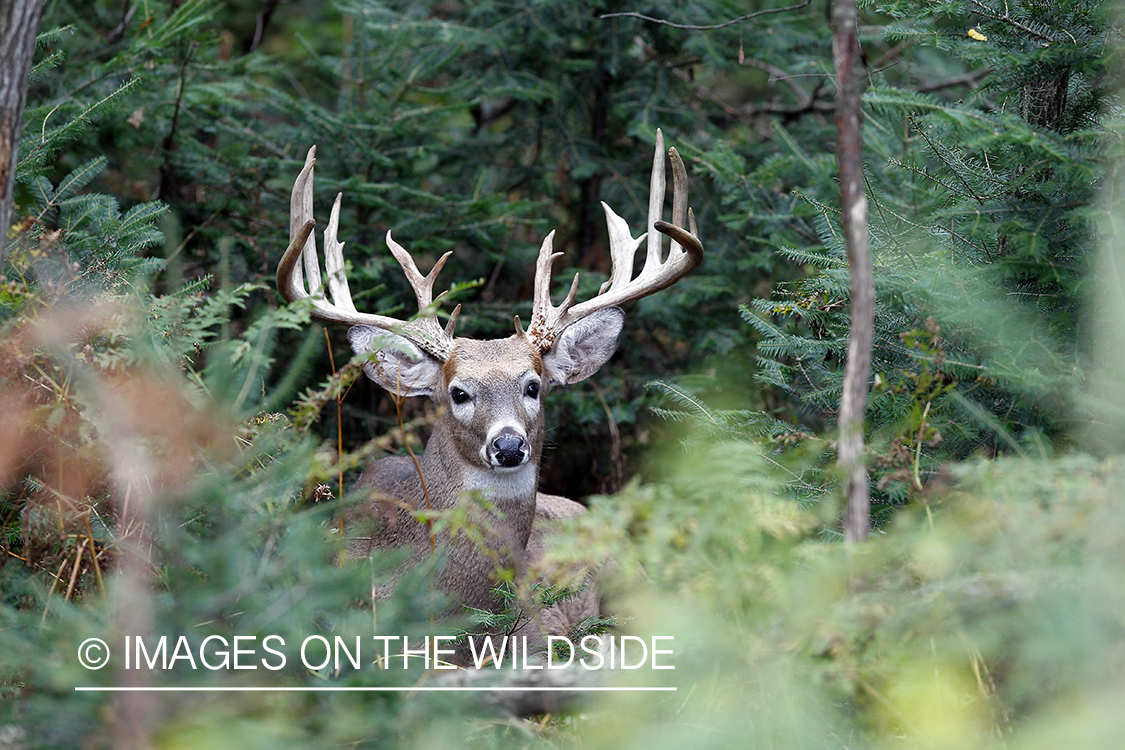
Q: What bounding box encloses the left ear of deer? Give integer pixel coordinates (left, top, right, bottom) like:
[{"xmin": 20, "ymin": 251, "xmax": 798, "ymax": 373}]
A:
[
  {"xmin": 276, "ymin": 129, "xmax": 703, "ymax": 662},
  {"xmin": 541, "ymin": 307, "xmax": 624, "ymax": 388}
]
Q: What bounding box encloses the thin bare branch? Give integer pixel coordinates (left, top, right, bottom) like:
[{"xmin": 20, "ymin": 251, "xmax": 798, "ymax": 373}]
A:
[
  {"xmin": 600, "ymin": 1, "xmax": 810, "ymax": 31},
  {"xmin": 916, "ymin": 68, "xmax": 993, "ymax": 93},
  {"xmin": 635, "ymin": 36, "xmax": 834, "ymax": 130}
]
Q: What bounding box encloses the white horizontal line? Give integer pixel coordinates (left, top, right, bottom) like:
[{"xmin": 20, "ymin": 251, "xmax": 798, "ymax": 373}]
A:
[{"xmin": 74, "ymin": 686, "xmax": 676, "ymax": 693}]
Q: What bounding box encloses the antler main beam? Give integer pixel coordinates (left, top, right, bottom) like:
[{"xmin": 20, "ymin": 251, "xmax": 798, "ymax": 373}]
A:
[
  {"xmin": 278, "ymin": 134, "xmax": 701, "ymax": 359},
  {"xmin": 276, "ymin": 146, "xmax": 457, "ymax": 361},
  {"xmin": 525, "ymin": 129, "xmax": 704, "ymax": 352}
]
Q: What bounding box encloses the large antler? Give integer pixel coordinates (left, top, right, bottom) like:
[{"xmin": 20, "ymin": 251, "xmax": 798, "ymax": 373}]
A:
[
  {"xmin": 524, "ymin": 129, "xmax": 703, "ymax": 352},
  {"xmin": 277, "ymin": 146, "xmax": 459, "ymax": 361}
]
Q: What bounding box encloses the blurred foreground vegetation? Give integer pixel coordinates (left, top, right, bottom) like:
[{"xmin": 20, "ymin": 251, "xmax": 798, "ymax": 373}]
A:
[{"xmin": 2, "ymin": 0, "xmax": 1125, "ymax": 747}]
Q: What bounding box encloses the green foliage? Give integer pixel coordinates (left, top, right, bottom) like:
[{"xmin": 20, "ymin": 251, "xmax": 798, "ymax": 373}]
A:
[
  {"xmin": 562, "ymin": 449, "xmax": 1125, "ymax": 750},
  {"xmin": 13, "ymin": 0, "xmax": 773, "ymax": 500},
  {"xmin": 461, "ymin": 580, "xmax": 619, "ymax": 657},
  {"xmin": 677, "ymin": 0, "xmax": 1119, "ymax": 519},
  {"xmin": 3, "ymin": 0, "xmax": 1125, "ymax": 746}
]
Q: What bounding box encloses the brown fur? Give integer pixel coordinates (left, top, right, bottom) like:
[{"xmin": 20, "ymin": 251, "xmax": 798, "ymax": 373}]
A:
[{"xmin": 346, "ymin": 311, "xmax": 623, "ymax": 658}]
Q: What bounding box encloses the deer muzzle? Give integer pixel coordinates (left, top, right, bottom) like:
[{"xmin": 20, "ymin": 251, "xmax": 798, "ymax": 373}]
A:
[{"xmin": 490, "ymin": 429, "xmax": 529, "ymax": 468}]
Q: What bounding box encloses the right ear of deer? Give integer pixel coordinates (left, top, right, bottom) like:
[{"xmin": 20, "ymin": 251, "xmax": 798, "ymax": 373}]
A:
[
  {"xmin": 347, "ymin": 325, "xmax": 442, "ymax": 398},
  {"xmin": 525, "ymin": 129, "xmax": 704, "ymax": 353},
  {"xmin": 276, "ymin": 146, "xmax": 457, "ymax": 361}
]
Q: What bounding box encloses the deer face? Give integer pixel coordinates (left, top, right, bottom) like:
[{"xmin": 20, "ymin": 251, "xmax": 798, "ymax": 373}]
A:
[
  {"xmin": 441, "ymin": 336, "xmax": 545, "ymax": 472},
  {"xmin": 348, "ymin": 307, "xmax": 624, "ymax": 475}
]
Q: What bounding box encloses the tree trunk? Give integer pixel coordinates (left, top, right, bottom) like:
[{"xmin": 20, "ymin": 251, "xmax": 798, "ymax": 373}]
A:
[
  {"xmin": 0, "ymin": 0, "xmax": 43, "ymax": 266},
  {"xmin": 831, "ymin": 0, "xmax": 874, "ymax": 543}
]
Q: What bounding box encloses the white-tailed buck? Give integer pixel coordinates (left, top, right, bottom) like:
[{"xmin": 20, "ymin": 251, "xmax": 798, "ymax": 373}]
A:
[{"xmin": 277, "ymin": 130, "xmax": 702, "ymax": 653}]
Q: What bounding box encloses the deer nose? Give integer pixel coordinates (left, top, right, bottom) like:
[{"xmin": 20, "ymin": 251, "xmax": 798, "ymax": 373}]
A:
[{"xmin": 491, "ymin": 432, "xmax": 528, "ymax": 468}]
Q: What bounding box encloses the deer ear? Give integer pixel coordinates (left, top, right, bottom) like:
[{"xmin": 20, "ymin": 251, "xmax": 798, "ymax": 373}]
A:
[
  {"xmin": 542, "ymin": 307, "xmax": 624, "ymax": 388},
  {"xmin": 348, "ymin": 326, "xmax": 443, "ymax": 398}
]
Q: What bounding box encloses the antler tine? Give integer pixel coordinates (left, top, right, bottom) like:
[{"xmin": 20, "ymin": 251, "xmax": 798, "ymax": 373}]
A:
[
  {"xmin": 324, "ymin": 192, "xmax": 356, "ymax": 312},
  {"xmin": 278, "ymin": 146, "xmax": 317, "ymax": 302},
  {"xmin": 525, "ymin": 230, "xmax": 581, "ymax": 352},
  {"xmin": 668, "ymin": 146, "xmax": 688, "ymax": 256},
  {"xmin": 445, "ymin": 303, "xmax": 461, "ymax": 337},
  {"xmin": 599, "ymin": 199, "xmax": 645, "ymax": 295},
  {"xmin": 525, "ymin": 129, "xmax": 704, "ymax": 352},
  {"xmin": 661, "ymin": 146, "xmax": 704, "ymax": 258},
  {"xmin": 276, "ymin": 146, "xmax": 456, "ymax": 361},
  {"xmin": 643, "ymin": 129, "xmax": 667, "ymax": 276},
  {"xmin": 385, "ymin": 232, "xmax": 454, "ymax": 314}
]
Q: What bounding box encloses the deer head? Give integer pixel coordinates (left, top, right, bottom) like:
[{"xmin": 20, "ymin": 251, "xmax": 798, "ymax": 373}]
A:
[{"xmin": 276, "ymin": 130, "xmax": 702, "ymax": 488}]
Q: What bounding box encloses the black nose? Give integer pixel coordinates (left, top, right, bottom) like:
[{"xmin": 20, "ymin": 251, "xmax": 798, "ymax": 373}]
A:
[{"xmin": 492, "ymin": 433, "xmax": 527, "ymax": 467}]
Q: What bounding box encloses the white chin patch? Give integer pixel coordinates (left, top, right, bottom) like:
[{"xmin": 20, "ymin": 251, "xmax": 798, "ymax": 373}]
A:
[{"xmin": 464, "ymin": 464, "xmax": 537, "ymax": 502}]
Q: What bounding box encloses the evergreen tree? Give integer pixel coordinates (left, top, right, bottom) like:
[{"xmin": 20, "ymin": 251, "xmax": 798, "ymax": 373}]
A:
[
  {"xmin": 3, "ymin": 0, "xmax": 1124, "ymax": 745},
  {"xmin": 696, "ymin": 0, "xmax": 1119, "ymax": 521}
]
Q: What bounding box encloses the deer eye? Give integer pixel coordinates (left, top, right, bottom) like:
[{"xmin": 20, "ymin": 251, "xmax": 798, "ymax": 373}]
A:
[
  {"xmin": 450, "ymin": 387, "xmax": 471, "ymax": 405},
  {"xmin": 525, "ymin": 381, "xmax": 540, "ymax": 399}
]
